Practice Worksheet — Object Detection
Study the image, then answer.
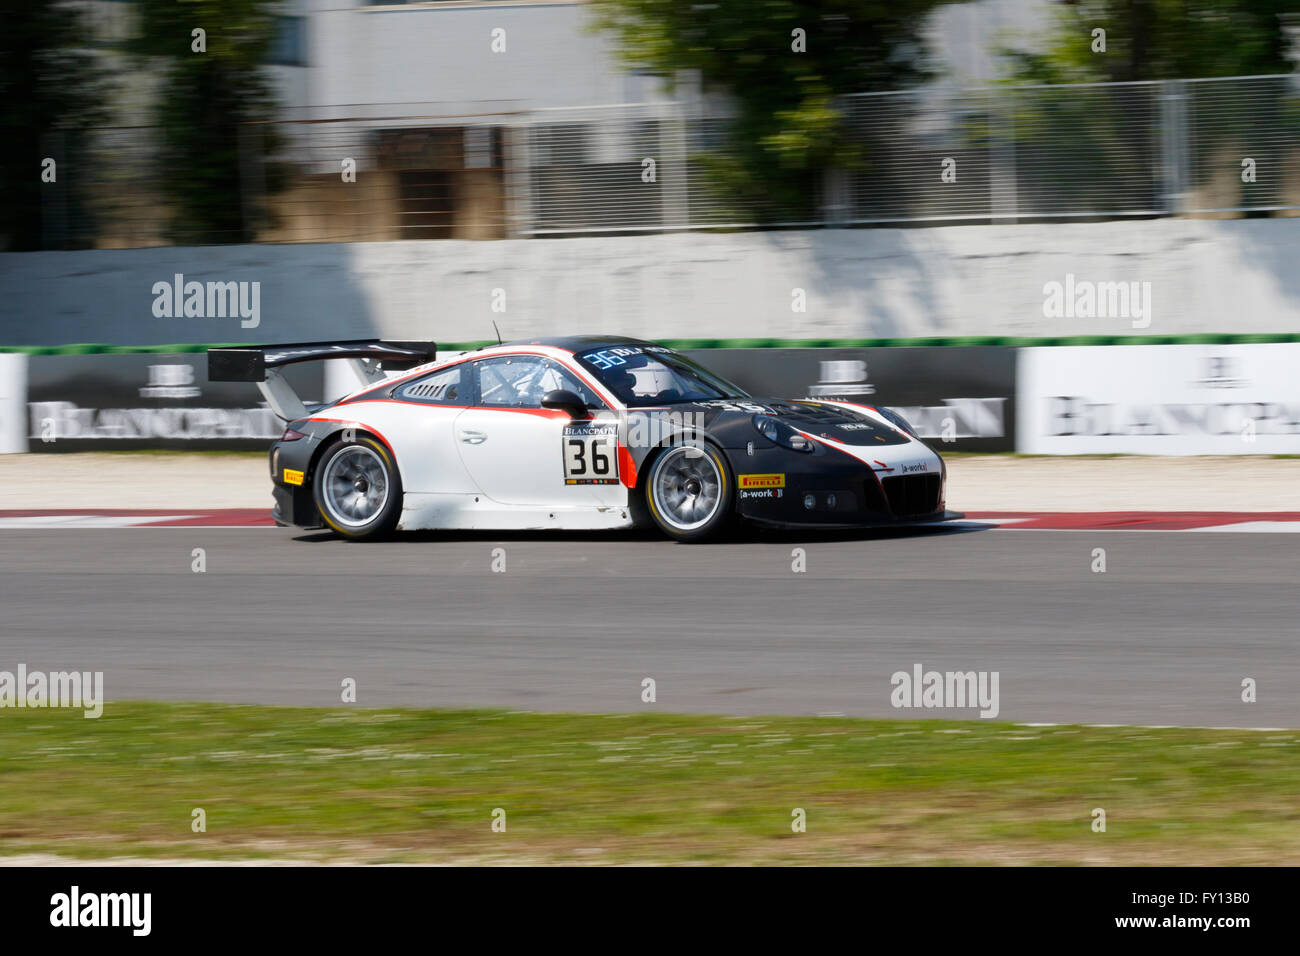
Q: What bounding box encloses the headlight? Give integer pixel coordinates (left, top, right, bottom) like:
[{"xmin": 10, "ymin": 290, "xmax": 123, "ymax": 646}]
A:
[
  {"xmin": 876, "ymin": 406, "xmax": 919, "ymax": 438},
  {"xmin": 752, "ymin": 415, "xmax": 816, "ymax": 453}
]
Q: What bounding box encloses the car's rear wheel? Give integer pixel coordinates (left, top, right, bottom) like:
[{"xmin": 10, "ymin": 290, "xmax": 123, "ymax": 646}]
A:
[
  {"xmin": 314, "ymin": 436, "xmax": 402, "ymax": 540},
  {"xmin": 645, "ymin": 441, "xmax": 734, "ymax": 542}
]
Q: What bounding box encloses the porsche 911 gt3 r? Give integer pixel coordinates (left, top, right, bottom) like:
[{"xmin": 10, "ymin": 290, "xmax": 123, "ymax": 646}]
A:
[{"xmin": 208, "ymin": 336, "xmax": 962, "ymax": 542}]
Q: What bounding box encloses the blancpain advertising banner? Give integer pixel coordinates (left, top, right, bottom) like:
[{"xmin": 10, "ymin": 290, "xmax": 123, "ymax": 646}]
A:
[
  {"xmin": 26, "ymin": 352, "xmax": 323, "ymax": 451},
  {"xmin": 1018, "ymin": 344, "xmax": 1300, "ymax": 455},
  {"xmin": 0, "ymin": 353, "xmax": 28, "ymax": 454}
]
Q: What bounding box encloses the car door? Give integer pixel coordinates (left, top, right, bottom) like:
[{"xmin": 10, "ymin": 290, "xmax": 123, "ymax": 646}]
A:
[
  {"xmin": 377, "ymin": 361, "xmax": 478, "ymax": 495},
  {"xmin": 454, "ymin": 354, "xmax": 623, "ymax": 508}
]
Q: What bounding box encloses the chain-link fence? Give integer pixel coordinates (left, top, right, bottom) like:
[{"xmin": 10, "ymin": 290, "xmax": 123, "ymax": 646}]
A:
[
  {"xmin": 838, "ymin": 74, "xmax": 1300, "ymax": 223},
  {"xmin": 34, "ymin": 74, "xmax": 1300, "ymax": 249},
  {"xmin": 520, "ymin": 103, "xmax": 815, "ymax": 233},
  {"xmin": 837, "ymin": 81, "xmax": 1168, "ymax": 223},
  {"xmin": 1183, "ymin": 75, "xmax": 1300, "ymax": 213}
]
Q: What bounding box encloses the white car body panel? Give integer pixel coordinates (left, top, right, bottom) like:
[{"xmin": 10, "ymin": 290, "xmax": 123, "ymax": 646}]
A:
[
  {"xmin": 397, "ymin": 493, "xmax": 634, "ymax": 532},
  {"xmin": 315, "ymin": 399, "xmax": 478, "ymax": 496},
  {"xmin": 453, "ymin": 407, "xmax": 628, "ymax": 510},
  {"xmin": 309, "ymin": 346, "xmax": 634, "ymax": 532}
]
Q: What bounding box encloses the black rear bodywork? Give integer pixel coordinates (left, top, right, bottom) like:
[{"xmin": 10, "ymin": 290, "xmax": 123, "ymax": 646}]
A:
[{"xmin": 208, "ymin": 340, "xmax": 439, "ymax": 529}]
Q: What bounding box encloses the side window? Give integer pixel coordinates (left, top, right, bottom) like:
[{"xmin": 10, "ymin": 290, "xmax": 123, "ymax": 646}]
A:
[
  {"xmin": 394, "ymin": 364, "xmax": 463, "ymax": 405},
  {"xmin": 475, "ymin": 356, "xmax": 552, "ymax": 408},
  {"xmin": 541, "ymin": 360, "xmax": 604, "ymax": 409}
]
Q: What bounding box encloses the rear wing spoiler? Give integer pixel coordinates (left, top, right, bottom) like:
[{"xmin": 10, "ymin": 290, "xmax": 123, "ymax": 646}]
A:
[{"xmin": 208, "ymin": 340, "xmax": 437, "ymax": 421}]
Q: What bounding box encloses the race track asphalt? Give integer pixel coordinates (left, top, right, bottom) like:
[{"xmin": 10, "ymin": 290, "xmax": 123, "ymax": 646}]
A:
[{"xmin": 1, "ymin": 523, "xmax": 1296, "ymax": 728}]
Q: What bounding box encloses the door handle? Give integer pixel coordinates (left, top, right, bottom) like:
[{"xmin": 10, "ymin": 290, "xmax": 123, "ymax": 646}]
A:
[{"xmin": 459, "ymin": 429, "xmax": 487, "ymax": 445}]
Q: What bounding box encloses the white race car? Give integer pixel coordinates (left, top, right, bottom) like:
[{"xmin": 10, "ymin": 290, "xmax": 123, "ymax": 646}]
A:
[{"xmin": 209, "ymin": 336, "xmax": 960, "ymax": 542}]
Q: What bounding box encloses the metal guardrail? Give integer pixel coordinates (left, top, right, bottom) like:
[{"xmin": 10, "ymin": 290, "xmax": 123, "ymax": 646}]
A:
[{"xmin": 39, "ymin": 74, "xmax": 1300, "ymax": 249}]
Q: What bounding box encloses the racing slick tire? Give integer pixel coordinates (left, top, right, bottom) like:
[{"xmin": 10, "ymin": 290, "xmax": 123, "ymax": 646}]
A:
[
  {"xmin": 644, "ymin": 440, "xmax": 735, "ymax": 543},
  {"xmin": 313, "ymin": 435, "xmax": 402, "ymax": 540}
]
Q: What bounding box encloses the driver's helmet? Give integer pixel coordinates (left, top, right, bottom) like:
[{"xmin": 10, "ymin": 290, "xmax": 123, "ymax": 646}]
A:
[{"xmin": 607, "ymin": 367, "xmax": 638, "ymax": 397}]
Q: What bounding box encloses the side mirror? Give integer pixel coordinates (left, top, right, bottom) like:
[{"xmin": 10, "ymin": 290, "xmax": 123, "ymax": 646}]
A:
[{"xmin": 541, "ymin": 389, "xmax": 588, "ymax": 419}]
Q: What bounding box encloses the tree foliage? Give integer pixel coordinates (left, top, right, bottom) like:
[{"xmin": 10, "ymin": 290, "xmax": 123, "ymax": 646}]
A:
[
  {"xmin": 1003, "ymin": 0, "xmax": 1296, "ymax": 84},
  {"xmin": 0, "ymin": 0, "xmax": 111, "ymax": 250},
  {"xmin": 130, "ymin": 0, "xmax": 287, "ymax": 244},
  {"xmin": 592, "ymin": 0, "xmax": 950, "ymax": 220},
  {"xmin": 999, "ymin": 2, "xmax": 1296, "ymax": 216}
]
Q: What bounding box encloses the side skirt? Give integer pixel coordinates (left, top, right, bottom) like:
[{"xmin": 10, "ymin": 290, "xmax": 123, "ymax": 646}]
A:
[
  {"xmin": 743, "ymin": 510, "xmax": 966, "ymax": 531},
  {"xmin": 397, "ymin": 493, "xmax": 637, "ymax": 532}
]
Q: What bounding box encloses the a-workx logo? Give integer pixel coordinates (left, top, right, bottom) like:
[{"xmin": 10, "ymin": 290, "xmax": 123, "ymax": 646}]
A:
[{"xmin": 50, "ymin": 886, "xmax": 151, "ymax": 936}]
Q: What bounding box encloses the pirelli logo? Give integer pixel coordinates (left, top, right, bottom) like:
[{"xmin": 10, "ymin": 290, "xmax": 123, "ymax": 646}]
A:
[
  {"xmin": 283, "ymin": 468, "xmax": 304, "ymax": 486},
  {"xmin": 738, "ymin": 473, "xmax": 785, "ymax": 489}
]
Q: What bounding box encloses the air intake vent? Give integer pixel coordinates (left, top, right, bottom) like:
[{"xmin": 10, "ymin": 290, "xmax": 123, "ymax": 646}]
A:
[
  {"xmin": 405, "ymin": 382, "xmax": 444, "ymax": 398},
  {"xmin": 882, "ymin": 474, "xmax": 940, "ymax": 517}
]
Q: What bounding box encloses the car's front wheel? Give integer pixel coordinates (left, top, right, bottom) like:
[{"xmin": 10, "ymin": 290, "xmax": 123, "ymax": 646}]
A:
[
  {"xmin": 645, "ymin": 441, "xmax": 734, "ymax": 542},
  {"xmin": 314, "ymin": 436, "xmax": 402, "ymax": 540}
]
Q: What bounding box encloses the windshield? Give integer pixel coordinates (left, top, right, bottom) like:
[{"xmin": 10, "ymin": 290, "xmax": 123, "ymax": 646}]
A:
[{"xmin": 576, "ymin": 346, "xmax": 749, "ymax": 407}]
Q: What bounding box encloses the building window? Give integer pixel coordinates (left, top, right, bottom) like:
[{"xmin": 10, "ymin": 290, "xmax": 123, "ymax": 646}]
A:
[
  {"xmin": 270, "ymin": 16, "xmax": 306, "ymax": 67},
  {"xmin": 398, "ymin": 170, "xmax": 455, "ymax": 239}
]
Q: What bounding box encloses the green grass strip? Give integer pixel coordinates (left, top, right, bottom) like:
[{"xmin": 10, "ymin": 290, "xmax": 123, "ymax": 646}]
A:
[{"xmin": 2, "ymin": 702, "xmax": 1296, "ymax": 865}]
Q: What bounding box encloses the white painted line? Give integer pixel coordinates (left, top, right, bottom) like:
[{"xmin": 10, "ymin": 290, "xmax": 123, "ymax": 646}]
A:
[
  {"xmin": 1183, "ymin": 521, "xmax": 1300, "ymax": 533},
  {"xmin": 0, "ymin": 515, "xmax": 198, "ymax": 528},
  {"xmin": 990, "ymin": 526, "xmax": 1300, "ymax": 534}
]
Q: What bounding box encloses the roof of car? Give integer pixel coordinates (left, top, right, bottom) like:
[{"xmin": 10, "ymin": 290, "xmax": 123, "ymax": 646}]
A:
[{"xmin": 494, "ymin": 335, "xmax": 655, "ymax": 354}]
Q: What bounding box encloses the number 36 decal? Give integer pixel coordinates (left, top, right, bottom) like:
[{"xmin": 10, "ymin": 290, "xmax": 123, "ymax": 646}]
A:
[{"xmin": 562, "ymin": 422, "xmax": 620, "ymax": 485}]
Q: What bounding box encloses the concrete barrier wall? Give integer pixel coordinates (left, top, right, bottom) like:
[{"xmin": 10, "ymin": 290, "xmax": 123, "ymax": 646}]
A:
[{"xmin": 3, "ymin": 218, "xmax": 1300, "ymax": 348}]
